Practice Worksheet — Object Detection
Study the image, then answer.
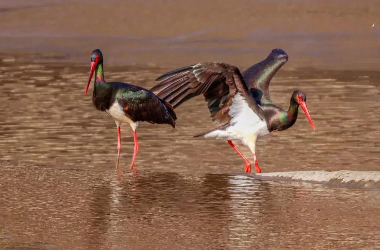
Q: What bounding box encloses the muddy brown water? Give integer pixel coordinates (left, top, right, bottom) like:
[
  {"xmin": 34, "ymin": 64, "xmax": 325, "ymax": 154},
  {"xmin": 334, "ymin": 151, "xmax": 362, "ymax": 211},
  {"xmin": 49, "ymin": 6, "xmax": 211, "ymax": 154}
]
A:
[
  {"xmin": 1, "ymin": 0, "xmax": 380, "ymax": 249},
  {"xmin": 1, "ymin": 57, "xmax": 380, "ymax": 250},
  {"xmin": 1, "ymin": 165, "xmax": 380, "ymax": 249},
  {"xmin": 1, "ymin": 62, "xmax": 380, "ymax": 174}
]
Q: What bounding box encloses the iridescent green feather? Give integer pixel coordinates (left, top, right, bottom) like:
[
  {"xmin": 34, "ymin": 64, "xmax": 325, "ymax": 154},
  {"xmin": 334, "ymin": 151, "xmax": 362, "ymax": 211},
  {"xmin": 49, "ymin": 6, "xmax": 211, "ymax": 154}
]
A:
[{"xmin": 115, "ymin": 90, "xmax": 147, "ymax": 100}]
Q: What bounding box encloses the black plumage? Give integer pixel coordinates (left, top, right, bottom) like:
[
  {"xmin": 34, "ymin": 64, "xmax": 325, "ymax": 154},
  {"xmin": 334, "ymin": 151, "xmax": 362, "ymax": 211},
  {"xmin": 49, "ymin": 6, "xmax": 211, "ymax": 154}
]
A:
[
  {"xmin": 151, "ymin": 52, "xmax": 315, "ymax": 173},
  {"xmin": 85, "ymin": 49, "xmax": 176, "ymax": 173}
]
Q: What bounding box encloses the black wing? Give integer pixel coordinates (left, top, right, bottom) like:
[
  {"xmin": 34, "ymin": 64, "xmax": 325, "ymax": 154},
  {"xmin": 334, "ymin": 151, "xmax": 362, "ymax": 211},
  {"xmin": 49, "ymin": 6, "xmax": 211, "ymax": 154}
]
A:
[
  {"xmin": 151, "ymin": 62, "xmax": 264, "ymax": 127},
  {"xmin": 242, "ymin": 48, "xmax": 288, "ymax": 105},
  {"xmin": 113, "ymin": 84, "xmax": 176, "ymax": 128}
]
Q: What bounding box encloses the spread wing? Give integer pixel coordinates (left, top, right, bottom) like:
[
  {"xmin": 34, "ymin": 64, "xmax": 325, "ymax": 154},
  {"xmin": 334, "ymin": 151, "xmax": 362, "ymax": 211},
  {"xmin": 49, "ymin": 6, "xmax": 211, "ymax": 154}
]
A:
[
  {"xmin": 151, "ymin": 62, "xmax": 265, "ymax": 128},
  {"xmin": 112, "ymin": 85, "xmax": 176, "ymax": 128},
  {"xmin": 242, "ymin": 48, "xmax": 288, "ymax": 105}
]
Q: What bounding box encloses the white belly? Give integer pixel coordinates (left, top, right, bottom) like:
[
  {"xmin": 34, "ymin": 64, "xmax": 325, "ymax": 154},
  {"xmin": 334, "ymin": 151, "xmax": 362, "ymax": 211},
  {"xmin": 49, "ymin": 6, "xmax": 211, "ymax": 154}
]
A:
[
  {"xmin": 204, "ymin": 119, "xmax": 270, "ymax": 142},
  {"xmin": 204, "ymin": 93, "xmax": 270, "ymax": 145},
  {"xmin": 106, "ymin": 101, "xmax": 138, "ymax": 130}
]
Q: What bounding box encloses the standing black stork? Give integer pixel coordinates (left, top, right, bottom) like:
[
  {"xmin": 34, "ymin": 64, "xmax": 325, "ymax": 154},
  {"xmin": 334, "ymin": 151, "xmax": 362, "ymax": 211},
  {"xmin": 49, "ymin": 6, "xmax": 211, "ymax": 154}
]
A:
[
  {"xmin": 150, "ymin": 58, "xmax": 315, "ymax": 173},
  {"xmin": 85, "ymin": 49, "xmax": 177, "ymax": 173}
]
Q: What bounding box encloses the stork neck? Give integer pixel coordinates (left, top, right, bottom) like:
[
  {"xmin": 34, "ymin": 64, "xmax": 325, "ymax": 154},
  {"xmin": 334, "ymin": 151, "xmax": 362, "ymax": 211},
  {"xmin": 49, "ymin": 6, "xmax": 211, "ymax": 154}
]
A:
[
  {"xmin": 93, "ymin": 62, "xmax": 109, "ymax": 100},
  {"xmin": 95, "ymin": 62, "xmax": 105, "ymax": 83},
  {"xmin": 286, "ymin": 98, "xmax": 299, "ymax": 123}
]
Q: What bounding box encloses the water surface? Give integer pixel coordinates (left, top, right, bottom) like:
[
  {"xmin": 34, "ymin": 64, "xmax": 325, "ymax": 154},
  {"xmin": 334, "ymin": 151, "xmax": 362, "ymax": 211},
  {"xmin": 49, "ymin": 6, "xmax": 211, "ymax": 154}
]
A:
[
  {"xmin": 1, "ymin": 0, "xmax": 380, "ymax": 248},
  {"xmin": 1, "ymin": 59, "xmax": 380, "ymax": 249},
  {"xmin": 1, "ymin": 60, "xmax": 380, "ymax": 173},
  {"xmin": 1, "ymin": 165, "xmax": 380, "ymax": 250}
]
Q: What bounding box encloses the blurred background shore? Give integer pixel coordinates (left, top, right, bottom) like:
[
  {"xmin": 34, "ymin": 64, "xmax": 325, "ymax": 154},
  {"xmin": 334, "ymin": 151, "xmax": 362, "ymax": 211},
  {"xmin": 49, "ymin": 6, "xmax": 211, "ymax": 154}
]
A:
[{"xmin": 0, "ymin": 0, "xmax": 379, "ymax": 70}]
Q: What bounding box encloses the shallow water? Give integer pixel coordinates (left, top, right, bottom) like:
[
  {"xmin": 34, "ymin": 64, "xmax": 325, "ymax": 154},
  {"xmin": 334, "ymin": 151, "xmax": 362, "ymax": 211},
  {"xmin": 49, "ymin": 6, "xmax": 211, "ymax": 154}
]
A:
[
  {"xmin": 1, "ymin": 0, "xmax": 380, "ymax": 248},
  {"xmin": 1, "ymin": 60, "xmax": 380, "ymax": 173},
  {"xmin": 1, "ymin": 59, "xmax": 380, "ymax": 249},
  {"xmin": 1, "ymin": 165, "xmax": 380, "ymax": 250}
]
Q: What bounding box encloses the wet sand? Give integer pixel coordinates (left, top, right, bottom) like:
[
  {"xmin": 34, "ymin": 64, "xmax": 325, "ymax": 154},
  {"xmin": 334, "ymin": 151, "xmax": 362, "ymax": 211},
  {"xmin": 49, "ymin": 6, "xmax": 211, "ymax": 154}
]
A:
[{"xmin": 1, "ymin": 0, "xmax": 380, "ymax": 249}]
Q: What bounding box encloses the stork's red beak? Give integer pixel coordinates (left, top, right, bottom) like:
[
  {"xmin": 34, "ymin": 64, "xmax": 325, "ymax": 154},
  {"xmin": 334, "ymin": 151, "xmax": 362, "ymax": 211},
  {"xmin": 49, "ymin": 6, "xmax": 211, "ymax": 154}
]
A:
[
  {"xmin": 85, "ymin": 61, "xmax": 97, "ymax": 95},
  {"xmin": 299, "ymin": 101, "xmax": 315, "ymax": 130}
]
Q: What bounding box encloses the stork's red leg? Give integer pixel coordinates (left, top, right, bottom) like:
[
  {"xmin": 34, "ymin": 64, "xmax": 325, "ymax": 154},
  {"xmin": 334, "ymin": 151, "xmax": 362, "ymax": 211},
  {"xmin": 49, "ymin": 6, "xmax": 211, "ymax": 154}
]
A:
[
  {"xmin": 253, "ymin": 154, "xmax": 261, "ymax": 173},
  {"xmin": 116, "ymin": 126, "xmax": 121, "ymax": 174},
  {"xmin": 227, "ymin": 140, "xmax": 252, "ymax": 173},
  {"xmin": 130, "ymin": 130, "xmax": 139, "ymax": 170}
]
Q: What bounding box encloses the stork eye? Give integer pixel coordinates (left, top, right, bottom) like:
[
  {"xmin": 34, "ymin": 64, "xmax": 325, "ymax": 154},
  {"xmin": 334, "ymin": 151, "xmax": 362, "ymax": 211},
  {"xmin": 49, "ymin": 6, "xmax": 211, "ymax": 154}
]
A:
[{"xmin": 296, "ymin": 94, "xmax": 303, "ymax": 103}]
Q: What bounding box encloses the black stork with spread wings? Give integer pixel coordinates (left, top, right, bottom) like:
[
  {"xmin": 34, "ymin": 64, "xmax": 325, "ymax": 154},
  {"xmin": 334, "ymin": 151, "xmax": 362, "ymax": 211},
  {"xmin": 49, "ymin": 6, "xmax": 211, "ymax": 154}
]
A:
[{"xmin": 150, "ymin": 50, "xmax": 314, "ymax": 173}]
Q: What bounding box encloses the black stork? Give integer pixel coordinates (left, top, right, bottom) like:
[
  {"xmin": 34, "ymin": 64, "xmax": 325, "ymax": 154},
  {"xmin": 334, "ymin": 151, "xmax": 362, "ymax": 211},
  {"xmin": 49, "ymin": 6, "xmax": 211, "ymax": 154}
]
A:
[
  {"xmin": 85, "ymin": 49, "xmax": 177, "ymax": 173},
  {"xmin": 150, "ymin": 54, "xmax": 315, "ymax": 173}
]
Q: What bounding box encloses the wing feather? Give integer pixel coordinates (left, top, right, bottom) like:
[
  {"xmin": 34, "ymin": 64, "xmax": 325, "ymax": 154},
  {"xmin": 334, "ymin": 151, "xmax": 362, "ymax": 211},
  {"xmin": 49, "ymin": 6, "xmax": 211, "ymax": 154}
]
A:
[
  {"xmin": 115, "ymin": 88, "xmax": 176, "ymax": 128},
  {"xmin": 242, "ymin": 48, "xmax": 288, "ymax": 104},
  {"xmin": 151, "ymin": 62, "xmax": 265, "ymax": 129}
]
